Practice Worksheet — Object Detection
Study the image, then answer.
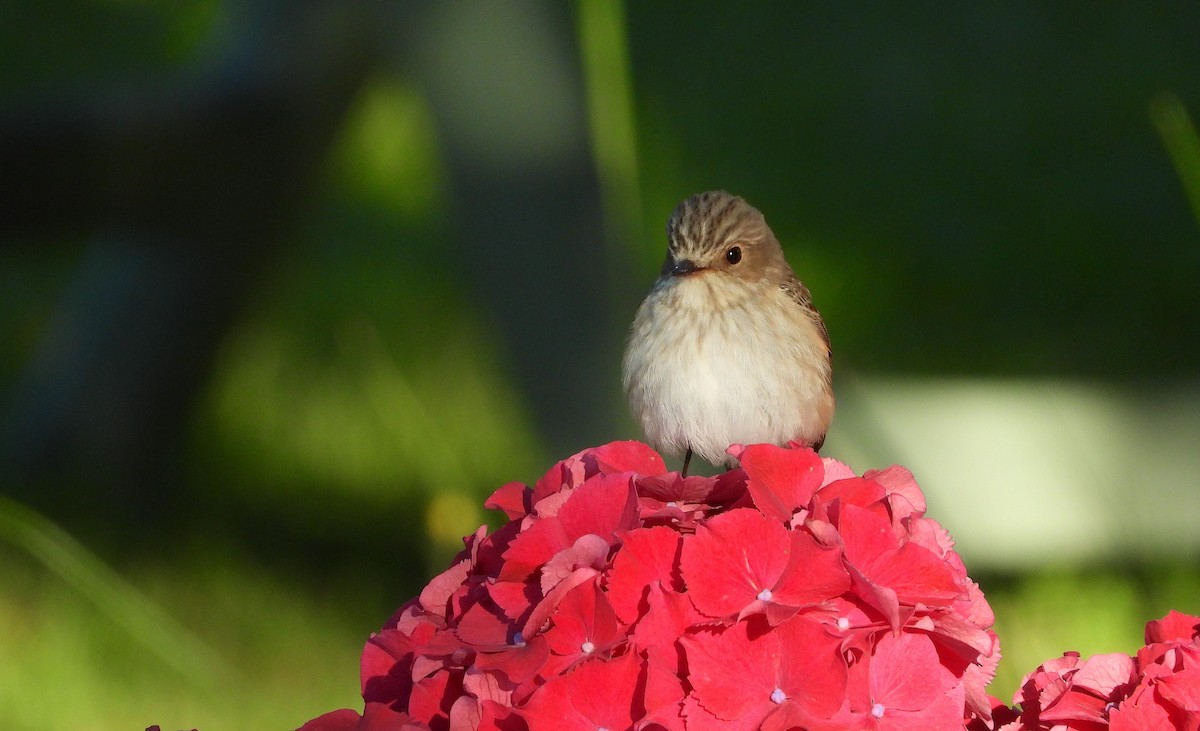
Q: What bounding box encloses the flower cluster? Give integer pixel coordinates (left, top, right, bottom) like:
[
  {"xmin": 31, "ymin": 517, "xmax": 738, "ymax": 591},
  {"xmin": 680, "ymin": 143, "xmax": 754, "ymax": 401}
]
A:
[
  {"xmin": 300, "ymin": 440, "xmax": 1001, "ymax": 730},
  {"xmin": 970, "ymin": 610, "xmax": 1200, "ymax": 730}
]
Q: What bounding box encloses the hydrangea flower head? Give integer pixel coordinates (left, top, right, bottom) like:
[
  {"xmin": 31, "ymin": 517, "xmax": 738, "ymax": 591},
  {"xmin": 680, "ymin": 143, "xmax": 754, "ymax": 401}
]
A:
[{"xmin": 301, "ymin": 440, "xmax": 1008, "ymax": 730}]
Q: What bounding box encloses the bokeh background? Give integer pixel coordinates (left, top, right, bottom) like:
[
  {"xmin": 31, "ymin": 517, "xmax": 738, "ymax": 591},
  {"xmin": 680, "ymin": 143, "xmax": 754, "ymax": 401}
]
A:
[{"xmin": 2, "ymin": 2, "xmax": 1199, "ymax": 729}]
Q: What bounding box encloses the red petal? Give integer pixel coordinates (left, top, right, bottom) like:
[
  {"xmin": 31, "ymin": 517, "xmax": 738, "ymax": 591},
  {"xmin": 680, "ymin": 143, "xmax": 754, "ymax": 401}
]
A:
[
  {"xmin": 870, "ymin": 632, "xmax": 957, "ymax": 711},
  {"xmin": 521, "ymin": 567, "xmax": 599, "ymax": 640},
  {"xmin": 564, "ymin": 654, "xmax": 644, "ymax": 725},
  {"xmin": 630, "ymin": 584, "xmax": 704, "ymax": 675},
  {"xmin": 1145, "ymin": 610, "xmax": 1200, "ymax": 644},
  {"xmin": 1157, "ymin": 667, "xmax": 1200, "ymax": 712},
  {"xmin": 585, "ymin": 440, "xmax": 668, "ymax": 476},
  {"xmin": 839, "ymin": 503, "xmax": 962, "ymax": 611},
  {"xmin": 485, "ymin": 580, "xmax": 538, "ymax": 625},
  {"xmin": 473, "ymin": 635, "xmax": 550, "ymax": 684},
  {"xmin": 361, "ymin": 629, "xmax": 415, "ymax": 704},
  {"xmin": 477, "ymin": 701, "xmax": 528, "ymax": 731},
  {"xmin": 517, "ymin": 474, "xmax": 637, "ymax": 565},
  {"xmin": 486, "ymin": 482, "xmax": 531, "ymax": 520},
  {"xmin": 499, "ymin": 515, "xmax": 569, "ymax": 582},
  {"xmin": 771, "ymin": 529, "xmax": 852, "ymax": 610},
  {"xmin": 635, "ymin": 471, "xmax": 747, "ymax": 506},
  {"xmin": 520, "ymin": 654, "xmax": 643, "ymax": 731},
  {"xmin": 296, "ymin": 709, "xmax": 362, "ymax": 731},
  {"xmin": 1110, "ymin": 693, "xmax": 1176, "ymax": 731},
  {"xmin": 682, "ymin": 621, "xmax": 782, "ymax": 721},
  {"xmin": 531, "ymin": 461, "xmax": 579, "ymax": 505},
  {"xmin": 543, "ymin": 581, "xmax": 623, "ymax": 658},
  {"xmin": 681, "ymin": 509, "xmax": 791, "ymax": 619},
  {"xmin": 872, "ymin": 686, "xmax": 965, "ymax": 731},
  {"xmin": 740, "ymin": 444, "xmax": 824, "ymax": 522},
  {"xmin": 407, "ymin": 670, "xmax": 462, "ymax": 728},
  {"xmin": 817, "ymin": 477, "xmax": 886, "ymax": 510},
  {"xmin": 556, "ymin": 473, "xmax": 641, "ymax": 542},
  {"xmin": 1041, "ymin": 690, "xmax": 1112, "ymax": 725},
  {"xmin": 681, "ymin": 695, "xmax": 767, "ymax": 731},
  {"xmin": 457, "ymin": 599, "xmax": 521, "ymax": 649},
  {"xmin": 642, "ymin": 655, "xmax": 687, "ymax": 724},
  {"xmin": 775, "ymin": 614, "xmax": 850, "ymax": 719},
  {"xmin": 358, "ymin": 703, "xmax": 432, "ymax": 731},
  {"xmin": 606, "ymin": 527, "xmax": 684, "ymax": 624}
]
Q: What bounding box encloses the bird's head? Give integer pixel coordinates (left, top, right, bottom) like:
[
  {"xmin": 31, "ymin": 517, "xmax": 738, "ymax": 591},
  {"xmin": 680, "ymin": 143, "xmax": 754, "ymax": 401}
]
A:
[{"xmin": 660, "ymin": 190, "xmax": 790, "ymax": 287}]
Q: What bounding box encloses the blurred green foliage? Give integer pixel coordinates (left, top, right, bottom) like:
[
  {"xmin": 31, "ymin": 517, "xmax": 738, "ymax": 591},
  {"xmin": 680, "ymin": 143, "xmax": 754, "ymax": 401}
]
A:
[{"xmin": 1, "ymin": 2, "xmax": 1198, "ymax": 729}]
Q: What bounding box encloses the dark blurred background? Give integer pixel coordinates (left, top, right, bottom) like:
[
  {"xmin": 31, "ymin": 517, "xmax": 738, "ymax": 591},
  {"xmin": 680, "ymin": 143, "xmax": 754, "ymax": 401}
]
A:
[{"xmin": 1, "ymin": 2, "xmax": 1198, "ymax": 729}]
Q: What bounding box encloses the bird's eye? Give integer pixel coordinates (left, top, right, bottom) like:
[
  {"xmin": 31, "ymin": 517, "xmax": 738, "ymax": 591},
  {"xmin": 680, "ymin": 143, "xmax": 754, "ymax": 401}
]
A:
[{"xmin": 725, "ymin": 246, "xmax": 742, "ymax": 265}]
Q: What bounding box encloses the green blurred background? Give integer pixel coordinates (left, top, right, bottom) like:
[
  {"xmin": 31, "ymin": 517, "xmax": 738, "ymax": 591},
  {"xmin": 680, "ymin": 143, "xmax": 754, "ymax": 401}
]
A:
[{"xmin": 1, "ymin": 2, "xmax": 1198, "ymax": 729}]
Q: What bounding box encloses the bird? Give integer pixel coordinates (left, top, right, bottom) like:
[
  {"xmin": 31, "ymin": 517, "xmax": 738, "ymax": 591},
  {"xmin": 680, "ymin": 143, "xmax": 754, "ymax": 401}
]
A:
[{"xmin": 622, "ymin": 190, "xmax": 834, "ymax": 475}]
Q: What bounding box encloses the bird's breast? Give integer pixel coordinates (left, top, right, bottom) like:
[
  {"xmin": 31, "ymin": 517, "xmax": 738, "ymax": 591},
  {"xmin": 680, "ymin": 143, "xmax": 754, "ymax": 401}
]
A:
[{"xmin": 622, "ymin": 279, "xmax": 832, "ymax": 464}]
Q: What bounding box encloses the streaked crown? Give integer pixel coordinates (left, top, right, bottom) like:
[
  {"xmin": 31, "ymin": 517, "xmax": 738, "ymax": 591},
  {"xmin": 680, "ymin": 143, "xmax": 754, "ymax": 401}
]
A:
[{"xmin": 666, "ymin": 190, "xmax": 773, "ymax": 263}]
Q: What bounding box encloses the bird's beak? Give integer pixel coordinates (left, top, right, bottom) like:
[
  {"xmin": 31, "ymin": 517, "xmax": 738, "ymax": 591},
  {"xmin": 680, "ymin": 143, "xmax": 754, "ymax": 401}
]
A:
[{"xmin": 669, "ymin": 259, "xmax": 697, "ymax": 277}]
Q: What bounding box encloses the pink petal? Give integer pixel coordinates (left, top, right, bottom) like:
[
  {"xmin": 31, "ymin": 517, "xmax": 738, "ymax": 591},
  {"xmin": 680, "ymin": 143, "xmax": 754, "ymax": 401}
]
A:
[
  {"xmin": 540, "ymin": 533, "xmax": 610, "ymax": 595},
  {"xmin": 819, "ymin": 457, "xmax": 857, "ymax": 484},
  {"xmin": 865, "ymin": 464, "xmax": 926, "ymax": 517},
  {"xmin": 1070, "ymin": 652, "xmax": 1137, "ymax": 698},
  {"xmin": 419, "ymin": 559, "xmax": 472, "ymax": 618}
]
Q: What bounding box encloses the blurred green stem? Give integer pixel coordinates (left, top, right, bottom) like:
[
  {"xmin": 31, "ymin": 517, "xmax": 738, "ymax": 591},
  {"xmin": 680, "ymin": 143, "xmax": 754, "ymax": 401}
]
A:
[
  {"xmin": 576, "ymin": 0, "xmax": 642, "ymax": 274},
  {"xmin": 0, "ymin": 495, "xmax": 226, "ymax": 688},
  {"xmin": 1151, "ymin": 92, "xmax": 1200, "ymax": 230}
]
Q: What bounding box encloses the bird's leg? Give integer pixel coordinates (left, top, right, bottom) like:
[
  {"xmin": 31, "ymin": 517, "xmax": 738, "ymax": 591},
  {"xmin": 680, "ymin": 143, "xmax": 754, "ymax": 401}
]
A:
[{"xmin": 681, "ymin": 447, "xmax": 693, "ymax": 477}]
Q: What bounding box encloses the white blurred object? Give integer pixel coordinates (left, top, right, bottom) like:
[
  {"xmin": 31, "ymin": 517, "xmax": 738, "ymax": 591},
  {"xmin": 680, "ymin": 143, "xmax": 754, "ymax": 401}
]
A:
[{"xmin": 824, "ymin": 378, "xmax": 1200, "ymax": 568}]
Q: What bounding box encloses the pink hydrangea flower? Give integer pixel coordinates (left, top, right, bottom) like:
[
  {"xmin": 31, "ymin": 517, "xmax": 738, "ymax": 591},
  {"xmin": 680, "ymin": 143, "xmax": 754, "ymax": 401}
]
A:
[
  {"xmin": 973, "ymin": 611, "xmax": 1200, "ymax": 730},
  {"xmin": 295, "ymin": 440, "xmax": 1022, "ymax": 730}
]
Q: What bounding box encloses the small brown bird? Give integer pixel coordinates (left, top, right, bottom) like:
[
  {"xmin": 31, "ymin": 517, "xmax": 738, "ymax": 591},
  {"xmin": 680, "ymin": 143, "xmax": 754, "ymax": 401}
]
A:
[{"xmin": 622, "ymin": 190, "xmax": 834, "ymax": 473}]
